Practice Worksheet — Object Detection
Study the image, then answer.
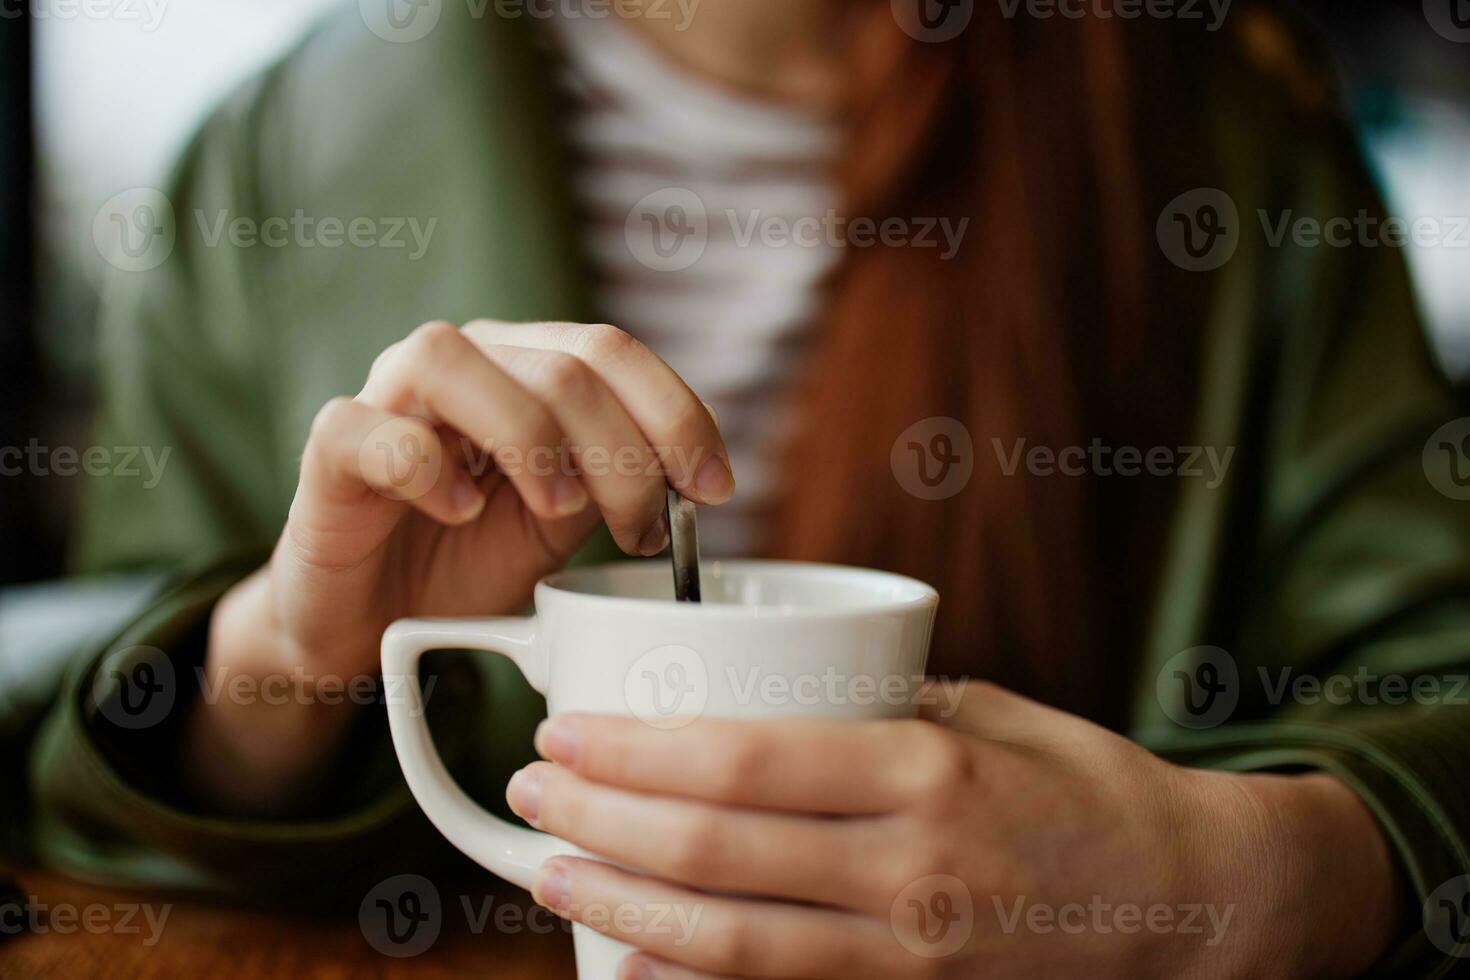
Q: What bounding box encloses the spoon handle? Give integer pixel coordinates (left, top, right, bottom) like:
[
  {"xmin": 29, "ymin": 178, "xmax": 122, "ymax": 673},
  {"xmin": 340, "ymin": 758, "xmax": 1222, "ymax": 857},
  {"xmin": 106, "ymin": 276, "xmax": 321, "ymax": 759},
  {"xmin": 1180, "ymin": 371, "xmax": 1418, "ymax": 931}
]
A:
[{"xmin": 667, "ymin": 488, "xmax": 702, "ymax": 602}]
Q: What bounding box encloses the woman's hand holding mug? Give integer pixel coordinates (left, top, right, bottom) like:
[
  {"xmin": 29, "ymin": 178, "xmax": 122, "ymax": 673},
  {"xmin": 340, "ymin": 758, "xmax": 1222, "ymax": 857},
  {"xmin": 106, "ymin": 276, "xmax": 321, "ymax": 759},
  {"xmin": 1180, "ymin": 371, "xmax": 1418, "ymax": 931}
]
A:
[
  {"xmin": 189, "ymin": 320, "xmax": 732, "ymax": 810},
  {"xmin": 504, "ymin": 685, "xmax": 1399, "ymax": 980}
]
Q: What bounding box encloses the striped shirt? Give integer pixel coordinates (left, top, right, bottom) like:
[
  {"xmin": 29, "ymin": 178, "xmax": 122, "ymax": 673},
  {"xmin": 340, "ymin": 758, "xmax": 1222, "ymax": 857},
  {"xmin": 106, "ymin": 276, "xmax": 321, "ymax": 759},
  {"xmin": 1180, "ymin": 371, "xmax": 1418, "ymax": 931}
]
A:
[{"xmin": 543, "ymin": 11, "xmax": 840, "ymax": 557}]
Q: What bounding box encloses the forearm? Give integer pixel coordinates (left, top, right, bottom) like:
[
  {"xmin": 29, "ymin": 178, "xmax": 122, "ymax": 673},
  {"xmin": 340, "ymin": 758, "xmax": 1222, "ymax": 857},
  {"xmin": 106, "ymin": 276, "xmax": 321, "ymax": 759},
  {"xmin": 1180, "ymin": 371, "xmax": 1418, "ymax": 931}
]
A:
[{"xmin": 182, "ymin": 567, "xmax": 369, "ymax": 815}]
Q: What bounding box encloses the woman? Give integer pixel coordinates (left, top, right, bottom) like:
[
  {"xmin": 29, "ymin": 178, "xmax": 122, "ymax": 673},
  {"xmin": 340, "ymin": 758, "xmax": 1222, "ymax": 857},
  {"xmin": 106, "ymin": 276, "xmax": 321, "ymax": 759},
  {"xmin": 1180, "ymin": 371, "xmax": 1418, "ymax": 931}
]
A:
[{"xmin": 28, "ymin": 0, "xmax": 1470, "ymax": 976}]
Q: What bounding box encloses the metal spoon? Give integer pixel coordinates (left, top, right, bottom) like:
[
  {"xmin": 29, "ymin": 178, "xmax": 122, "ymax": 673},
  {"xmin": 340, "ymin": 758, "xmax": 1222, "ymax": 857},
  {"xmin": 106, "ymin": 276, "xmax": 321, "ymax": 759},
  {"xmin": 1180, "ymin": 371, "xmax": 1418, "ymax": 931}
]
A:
[{"xmin": 666, "ymin": 488, "xmax": 701, "ymax": 602}]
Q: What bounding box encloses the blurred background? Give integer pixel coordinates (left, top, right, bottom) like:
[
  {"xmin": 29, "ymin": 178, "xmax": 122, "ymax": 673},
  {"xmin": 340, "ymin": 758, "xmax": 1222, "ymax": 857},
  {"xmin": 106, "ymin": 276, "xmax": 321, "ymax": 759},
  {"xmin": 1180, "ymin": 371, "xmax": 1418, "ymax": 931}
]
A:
[
  {"xmin": 0, "ymin": 0, "xmax": 338, "ymax": 739},
  {"xmin": 0, "ymin": 0, "xmax": 1467, "ymax": 691}
]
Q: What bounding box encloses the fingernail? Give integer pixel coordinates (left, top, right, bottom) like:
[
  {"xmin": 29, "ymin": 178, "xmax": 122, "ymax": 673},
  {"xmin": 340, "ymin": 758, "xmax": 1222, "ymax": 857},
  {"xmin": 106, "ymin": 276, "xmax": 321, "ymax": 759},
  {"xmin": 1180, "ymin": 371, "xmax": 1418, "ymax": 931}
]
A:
[
  {"xmin": 533, "ymin": 861, "xmax": 572, "ymax": 913},
  {"xmin": 701, "ymin": 400, "xmax": 721, "ymax": 429},
  {"xmin": 452, "ymin": 475, "xmax": 485, "ymax": 519},
  {"xmin": 637, "ymin": 512, "xmax": 669, "ymax": 556},
  {"xmin": 693, "ymin": 455, "xmax": 734, "ymax": 504},
  {"xmin": 535, "ymin": 717, "xmax": 580, "ymax": 765},
  {"xmin": 506, "ymin": 768, "xmax": 543, "ymax": 826},
  {"xmin": 551, "ymin": 476, "xmax": 589, "ymax": 517}
]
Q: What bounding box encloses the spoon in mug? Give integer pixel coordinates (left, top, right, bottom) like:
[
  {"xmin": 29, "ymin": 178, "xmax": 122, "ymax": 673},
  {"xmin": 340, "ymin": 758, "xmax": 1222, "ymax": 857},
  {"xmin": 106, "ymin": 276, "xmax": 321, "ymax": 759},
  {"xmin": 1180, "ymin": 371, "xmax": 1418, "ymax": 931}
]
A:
[{"xmin": 666, "ymin": 488, "xmax": 702, "ymax": 602}]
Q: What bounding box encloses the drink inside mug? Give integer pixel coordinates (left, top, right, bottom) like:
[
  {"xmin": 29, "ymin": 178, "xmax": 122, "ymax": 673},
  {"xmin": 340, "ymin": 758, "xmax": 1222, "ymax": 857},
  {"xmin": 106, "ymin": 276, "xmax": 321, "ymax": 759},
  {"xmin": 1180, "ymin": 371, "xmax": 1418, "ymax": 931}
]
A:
[
  {"xmin": 382, "ymin": 560, "xmax": 938, "ymax": 980},
  {"xmin": 550, "ymin": 559, "xmax": 938, "ymax": 611}
]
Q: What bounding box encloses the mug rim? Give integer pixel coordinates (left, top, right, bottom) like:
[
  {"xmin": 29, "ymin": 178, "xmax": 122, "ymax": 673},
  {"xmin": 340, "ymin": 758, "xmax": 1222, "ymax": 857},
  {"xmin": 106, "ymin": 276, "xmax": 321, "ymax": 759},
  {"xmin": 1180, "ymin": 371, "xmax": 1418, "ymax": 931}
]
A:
[{"xmin": 537, "ymin": 559, "xmax": 939, "ymax": 620}]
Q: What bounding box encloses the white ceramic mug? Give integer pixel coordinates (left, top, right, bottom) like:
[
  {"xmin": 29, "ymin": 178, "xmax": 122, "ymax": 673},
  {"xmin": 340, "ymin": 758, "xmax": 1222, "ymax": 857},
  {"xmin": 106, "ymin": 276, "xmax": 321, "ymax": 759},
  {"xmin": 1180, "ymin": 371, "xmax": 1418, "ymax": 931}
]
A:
[{"xmin": 382, "ymin": 559, "xmax": 939, "ymax": 979}]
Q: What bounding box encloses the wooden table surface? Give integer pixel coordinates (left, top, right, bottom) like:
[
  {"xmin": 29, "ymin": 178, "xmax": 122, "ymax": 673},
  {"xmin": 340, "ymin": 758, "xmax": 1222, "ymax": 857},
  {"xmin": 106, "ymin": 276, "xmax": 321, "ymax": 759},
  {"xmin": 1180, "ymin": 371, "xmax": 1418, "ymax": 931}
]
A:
[{"xmin": 0, "ymin": 866, "xmax": 576, "ymax": 978}]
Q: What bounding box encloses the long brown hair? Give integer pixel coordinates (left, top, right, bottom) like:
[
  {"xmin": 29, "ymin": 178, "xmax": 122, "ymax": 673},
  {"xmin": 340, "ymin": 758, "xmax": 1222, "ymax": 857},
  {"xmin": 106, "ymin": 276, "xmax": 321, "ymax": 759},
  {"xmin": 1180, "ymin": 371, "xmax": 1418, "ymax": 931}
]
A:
[{"xmin": 769, "ymin": 4, "xmax": 1227, "ymax": 727}]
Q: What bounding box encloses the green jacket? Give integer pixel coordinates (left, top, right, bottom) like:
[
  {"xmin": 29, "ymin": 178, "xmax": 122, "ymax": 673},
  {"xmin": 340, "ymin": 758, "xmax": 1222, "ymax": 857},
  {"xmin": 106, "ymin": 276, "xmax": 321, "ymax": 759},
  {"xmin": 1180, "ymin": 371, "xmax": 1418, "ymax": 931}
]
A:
[{"xmin": 13, "ymin": 4, "xmax": 1470, "ymax": 976}]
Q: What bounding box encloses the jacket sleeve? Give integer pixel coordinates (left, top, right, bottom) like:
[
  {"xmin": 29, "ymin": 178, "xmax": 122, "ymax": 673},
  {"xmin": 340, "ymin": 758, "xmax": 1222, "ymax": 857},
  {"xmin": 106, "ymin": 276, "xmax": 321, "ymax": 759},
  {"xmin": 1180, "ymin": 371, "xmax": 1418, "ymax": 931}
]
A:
[
  {"xmin": 27, "ymin": 551, "xmax": 488, "ymax": 909},
  {"xmin": 72, "ymin": 80, "xmax": 286, "ymax": 574},
  {"xmin": 24, "ymin": 78, "xmax": 513, "ymax": 906},
  {"xmin": 1140, "ymin": 80, "xmax": 1470, "ymax": 979}
]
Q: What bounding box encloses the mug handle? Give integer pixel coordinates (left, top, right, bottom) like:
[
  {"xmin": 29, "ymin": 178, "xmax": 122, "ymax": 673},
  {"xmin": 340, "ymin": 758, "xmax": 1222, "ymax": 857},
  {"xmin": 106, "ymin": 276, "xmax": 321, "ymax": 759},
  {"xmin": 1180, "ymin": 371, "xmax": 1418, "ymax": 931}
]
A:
[{"xmin": 381, "ymin": 617, "xmax": 561, "ymax": 891}]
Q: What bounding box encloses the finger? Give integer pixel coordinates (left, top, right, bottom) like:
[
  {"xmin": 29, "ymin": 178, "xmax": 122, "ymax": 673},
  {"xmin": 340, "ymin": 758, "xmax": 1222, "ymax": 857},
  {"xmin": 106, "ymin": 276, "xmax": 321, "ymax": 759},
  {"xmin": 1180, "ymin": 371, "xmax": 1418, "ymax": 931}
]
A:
[
  {"xmin": 532, "ymin": 857, "xmax": 911, "ymax": 980},
  {"xmin": 478, "ymin": 345, "xmax": 669, "ymax": 555},
  {"xmin": 361, "ymin": 321, "xmax": 590, "ymax": 522},
  {"xmin": 617, "ymin": 954, "xmax": 727, "ymax": 980},
  {"xmin": 298, "ymin": 397, "xmax": 485, "ymax": 531},
  {"xmin": 462, "ymin": 320, "xmax": 733, "ymax": 503},
  {"xmin": 507, "ymin": 762, "xmax": 887, "ymax": 911},
  {"xmin": 533, "ymin": 715, "xmax": 962, "ymax": 815}
]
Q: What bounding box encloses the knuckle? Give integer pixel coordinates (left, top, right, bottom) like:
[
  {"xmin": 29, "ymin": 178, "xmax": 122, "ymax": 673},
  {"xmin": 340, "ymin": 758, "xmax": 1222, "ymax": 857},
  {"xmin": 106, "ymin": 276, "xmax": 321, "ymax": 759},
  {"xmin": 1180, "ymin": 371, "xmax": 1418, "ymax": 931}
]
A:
[
  {"xmin": 534, "ymin": 351, "xmax": 594, "ymax": 405},
  {"xmin": 903, "ymin": 838, "xmax": 957, "ymax": 886},
  {"xmin": 664, "ymin": 812, "xmax": 723, "ymax": 880},
  {"xmin": 867, "ymin": 854, "xmax": 909, "ymax": 903},
  {"xmin": 657, "ymin": 399, "xmax": 711, "ymax": 453},
  {"xmin": 574, "ymin": 323, "xmax": 641, "ymax": 365},
  {"xmin": 660, "ymin": 405, "xmax": 719, "ymax": 483},
  {"xmin": 870, "ymin": 836, "xmax": 949, "ymax": 902},
  {"xmin": 515, "ymin": 404, "xmax": 562, "ymax": 454},
  {"xmin": 967, "ymin": 678, "xmax": 1003, "ymax": 698},
  {"xmin": 960, "ymin": 679, "xmax": 1007, "ymax": 709},
  {"xmin": 368, "ymin": 340, "xmax": 405, "ymax": 381},
  {"xmin": 541, "ymin": 772, "xmax": 584, "ymax": 835},
  {"xmin": 408, "ymin": 319, "xmax": 464, "ymax": 363},
  {"xmin": 582, "ymin": 739, "xmax": 632, "ymax": 785},
  {"xmin": 871, "ymin": 849, "xmax": 920, "ymax": 901},
  {"xmin": 596, "ymin": 496, "xmax": 649, "ymax": 537},
  {"xmin": 412, "ymin": 318, "xmax": 460, "ymax": 341},
  {"xmin": 490, "ymin": 396, "xmax": 558, "ymax": 454},
  {"xmin": 710, "ymin": 734, "xmax": 771, "ymax": 802},
  {"xmin": 308, "ymin": 396, "xmax": 356, "ymax": 441},
  {"xmin": 665, "ymin": 395, "xmax": 714, "ymax": 442},
  {"xmin": 701, "ymin": 919, "xmax": 761, "ymax": 975},
  {"xmin": 905, "ymin": 724, "xmax": 971, "ymax": 797},
  {"xmin": 460, "ymin": 318, "xmax": 499, "ymax": 341}
]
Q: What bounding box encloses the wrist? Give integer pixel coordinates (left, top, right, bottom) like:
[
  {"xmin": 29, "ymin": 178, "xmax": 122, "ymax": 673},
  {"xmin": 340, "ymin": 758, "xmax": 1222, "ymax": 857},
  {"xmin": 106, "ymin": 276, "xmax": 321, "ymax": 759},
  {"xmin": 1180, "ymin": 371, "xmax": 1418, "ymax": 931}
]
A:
[
  {"xmin": 185, "ymin": 567, "xmax": 366, "ymax": 814},
  {"xmin": 1182, "ymin": 769, "xmax": 1400, "ymax": 980},
  {"xmin": 1274, "ymin": 772, "xmax": 1400, "ymax": 978},
  {"xmin": 208, "ymin": 567, "xmax": 293, "ymax": 678},
  {"xmin": 218, "ymin": 554, "xmax": 382, "ymax": 683}
]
